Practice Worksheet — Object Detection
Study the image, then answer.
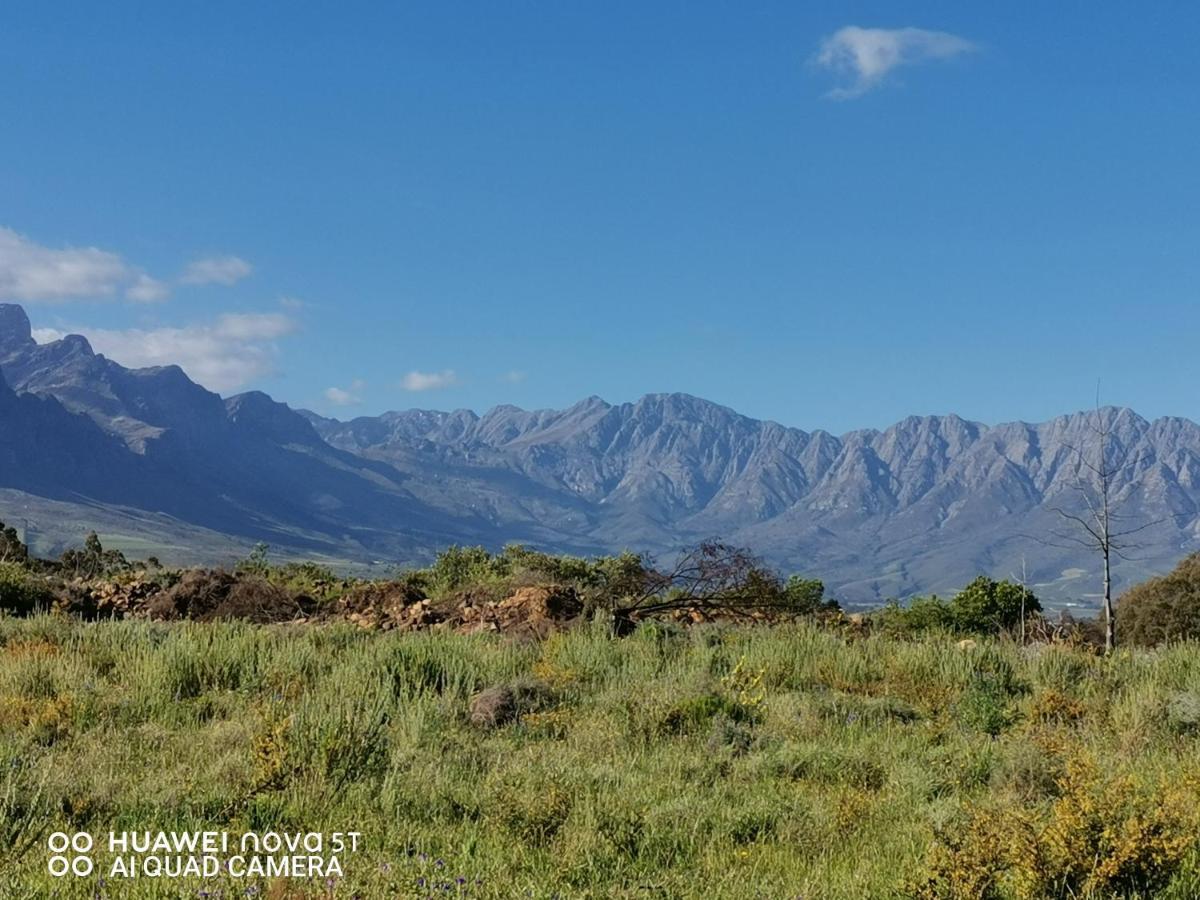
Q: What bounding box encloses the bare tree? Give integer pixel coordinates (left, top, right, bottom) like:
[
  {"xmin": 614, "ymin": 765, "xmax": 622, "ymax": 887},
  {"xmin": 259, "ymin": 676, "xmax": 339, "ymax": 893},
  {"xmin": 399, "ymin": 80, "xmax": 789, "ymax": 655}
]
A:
[
  {"xmin": 1010, "ymin": 554, "xmax": 1030, "ymax": 645},
  {"xmin": 1047, "ymin": 399, "xmax": 1162, "ymax": 653},
  {"xmin": 609, "ymin": 541, "xmax": 793, "ymax": 635}
]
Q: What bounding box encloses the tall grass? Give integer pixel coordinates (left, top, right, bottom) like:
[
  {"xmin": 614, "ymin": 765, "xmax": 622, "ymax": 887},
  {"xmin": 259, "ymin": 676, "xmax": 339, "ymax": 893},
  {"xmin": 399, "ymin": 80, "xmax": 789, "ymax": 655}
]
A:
[{"xmin": 1, "ymin": 615, "xmax": 1199, "ymax": 897}]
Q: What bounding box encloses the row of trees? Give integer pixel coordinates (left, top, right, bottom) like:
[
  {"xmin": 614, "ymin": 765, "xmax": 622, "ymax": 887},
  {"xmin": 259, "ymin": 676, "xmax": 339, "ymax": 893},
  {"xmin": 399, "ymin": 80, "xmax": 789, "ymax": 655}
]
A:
[{"xmin": 0, "ymin": 522, "xmax": 135, "ymax": 579}]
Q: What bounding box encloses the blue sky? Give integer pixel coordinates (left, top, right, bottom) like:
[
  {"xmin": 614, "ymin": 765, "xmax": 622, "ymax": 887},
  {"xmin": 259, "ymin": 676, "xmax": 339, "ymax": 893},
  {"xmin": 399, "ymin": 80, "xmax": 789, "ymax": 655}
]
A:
[{"xmin": 2, "ymin": 2, "xmax": 1198, "ymax": 433}]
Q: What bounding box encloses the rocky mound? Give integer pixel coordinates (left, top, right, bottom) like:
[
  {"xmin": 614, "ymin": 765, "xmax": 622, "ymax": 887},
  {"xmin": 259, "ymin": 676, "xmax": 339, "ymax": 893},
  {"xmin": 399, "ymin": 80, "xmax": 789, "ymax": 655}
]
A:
[
  {"xmin": 325, "ymin": 583, "xmax": 583, "ymax": 638},
  {"xmin": 45, "ymin": 570, "xmax": 583, "ymax": 636},
  {"xmin": 143, "ymin": 570, "xmax": 316, "ymax": 623}
]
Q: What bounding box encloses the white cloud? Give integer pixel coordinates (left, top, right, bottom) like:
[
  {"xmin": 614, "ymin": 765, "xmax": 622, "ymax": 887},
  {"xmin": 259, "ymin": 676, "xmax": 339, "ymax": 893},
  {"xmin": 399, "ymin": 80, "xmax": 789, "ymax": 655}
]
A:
[
  {"xmin": 500, "ymin": 370, "xmax": 527, "ymax": 384},
  {"xmin": 402, "ymin": 369, "xmax": 459, "ymax": 392},
  {"xmin": 211, "ymin": 312, "xmax": 296, "ymax": 341},
  {"xmin": 813, "ymin": 26, "xmax": 975, "ymax": 99},
  {"xmin": 278, "ymin": 296, "xmax": 307, "ymax": 311},
  {"xmin": 33, "ymin": 312, "xmax": 298, "ymax": 393},
  {"xmin": 31, "ymin": 327, "xmax": 67, "ymax": 344},
  {"xmin": 125, "ymin": 272, "xmax": 171, "ymax": 303},
  {"xmin": 0, "ymin": 226, "xmax": 171, "ymax": 303},
  {"xmin": 180, "ymin": 255, "xmax": 253, "ymax": 286},
  {"xmin": 323, "ymin": 380, "xmax": 365, "ymax": 406}
]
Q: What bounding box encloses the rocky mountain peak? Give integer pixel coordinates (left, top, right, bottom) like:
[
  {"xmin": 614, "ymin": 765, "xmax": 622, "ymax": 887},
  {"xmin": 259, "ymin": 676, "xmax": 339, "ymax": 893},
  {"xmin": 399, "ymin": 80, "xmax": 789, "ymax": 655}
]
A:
[
  {"xmin": 2, "ymin": 303, "xmax": 1198, "ymax": 606},
  {"xmin": 0, "ymin": 303, "xmax": 34, "ymax": 354},
  {"xmin": 225, "ymin": 391, "xmax": 323, "ymax": 446}
]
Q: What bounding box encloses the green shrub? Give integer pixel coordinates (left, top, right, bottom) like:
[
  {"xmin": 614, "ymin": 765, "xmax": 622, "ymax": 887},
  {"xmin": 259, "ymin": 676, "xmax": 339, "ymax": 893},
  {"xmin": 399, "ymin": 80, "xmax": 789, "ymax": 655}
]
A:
[
  {"xmin": 876, "ymin": 595, "xmax": 954, "ymax": 634},
  {"xmin": 914, "ymin": 754, "xmax": 1200, "ymax": 898},
  {"xmin": 0, "ymin": 521, "xmax": 29, "ymax": 565},
  {"xmin": 1118, "ymin": 553, "xmax": 1200, "ymax": 646},
  {"xmin": 878, "ymin": 577, "xmax": 1041, "ymax": 637},
  {"xmin": 0, "ymin": 563, "xmax": 52, "ymax": 614},
  {"xmin": 782, "ymin": 575, "xmax": 835, "ymax": 614},
  {"xmin": 498, "ymin": 543, "xmax": 595, "ymax": 584},
  {"xmin": 949, "ymin": 576, "xmax": 1040, "ymax": 635},
  {"xmin": 1166, "ymin": 691, "xmax": 1200, "ymax": 736},
  {"xmin": 990, "ymin": 740, "xmax": 1062, "ymax": 800},
  {"xmin": 958, "ymin": 673, "xmax": 1017, "ymax": 736},
  {"xmin": 659, "ymin": 692, "xmax": 750, "ymax": 736},
  {"xmin": 235, "ymin": 541, "xmax": 271, "ymax": 576},
  {"xmin": 423, "ymin": 545, "xmax": 509, "ymax": 597}
]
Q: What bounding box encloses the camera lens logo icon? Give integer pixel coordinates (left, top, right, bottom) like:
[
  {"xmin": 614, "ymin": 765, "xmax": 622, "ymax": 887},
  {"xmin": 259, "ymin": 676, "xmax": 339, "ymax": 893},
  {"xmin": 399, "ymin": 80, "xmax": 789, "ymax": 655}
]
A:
[{"xmin": 47, "ymin": 832, "xmax": 94, "ymax": 877}]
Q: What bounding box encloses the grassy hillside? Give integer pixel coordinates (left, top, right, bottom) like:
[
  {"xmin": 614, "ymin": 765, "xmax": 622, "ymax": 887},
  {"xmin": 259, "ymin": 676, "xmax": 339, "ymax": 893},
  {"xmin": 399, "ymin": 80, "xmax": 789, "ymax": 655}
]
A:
[{"xmin": 2, "ymin": 616, "xmax": 1200, "ymax": 898}]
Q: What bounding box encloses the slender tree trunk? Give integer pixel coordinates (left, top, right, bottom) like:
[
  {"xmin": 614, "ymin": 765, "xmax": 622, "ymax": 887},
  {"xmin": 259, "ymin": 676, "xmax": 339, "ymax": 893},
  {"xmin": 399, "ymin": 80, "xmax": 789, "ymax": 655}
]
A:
[
  {"xmin": 1019, "ymin": 558, "xmax": 1027, "ymax": 646},
  {"xmin": 1103, "ymin": 548, "xmax": 1114, "ymax": 653}
]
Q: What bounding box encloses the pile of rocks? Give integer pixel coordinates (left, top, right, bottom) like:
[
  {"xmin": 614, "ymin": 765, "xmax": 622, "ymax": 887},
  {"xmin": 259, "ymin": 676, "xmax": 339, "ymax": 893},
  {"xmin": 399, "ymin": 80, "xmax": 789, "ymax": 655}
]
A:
[
  {"xmin": 327, "ymin": 583, "xmax": 583, "ymax": 638},
  {"xmin": 41, "ymin": 569, "xmax": 586, "ymax": 637},
  {"xmin": 52, "ymin": 577, "xmax": 162, "ymax": 618}
]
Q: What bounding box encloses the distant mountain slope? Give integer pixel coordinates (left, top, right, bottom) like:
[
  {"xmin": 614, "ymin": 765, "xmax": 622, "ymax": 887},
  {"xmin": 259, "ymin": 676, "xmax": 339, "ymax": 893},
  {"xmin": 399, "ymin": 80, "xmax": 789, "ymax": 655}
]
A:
[
  {"xmin": 306, "ymin": 396, "xmax": 1200, "ymax": 607},
  {"xmin": 2, "ymin": 303, "xmax": 1198, "ymax": 606},
  {"xmin": 0, "ymin": 304, "xmax": 494, "ymax": 563}
]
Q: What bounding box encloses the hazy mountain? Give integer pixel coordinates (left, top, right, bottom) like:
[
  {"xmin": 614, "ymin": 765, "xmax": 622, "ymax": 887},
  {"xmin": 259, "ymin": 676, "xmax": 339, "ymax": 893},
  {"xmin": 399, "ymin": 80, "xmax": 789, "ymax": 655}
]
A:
[
  {"xmin": 0, "ymin": 304, "xmax": 493, "ymax": 564},
  {"xmin": 307, "ymin": 397, "xmax": 1200, "ymax": 607},
  {"xmin": 2, "ymin": 303, "xmax": 1197, "ymax": 607}
]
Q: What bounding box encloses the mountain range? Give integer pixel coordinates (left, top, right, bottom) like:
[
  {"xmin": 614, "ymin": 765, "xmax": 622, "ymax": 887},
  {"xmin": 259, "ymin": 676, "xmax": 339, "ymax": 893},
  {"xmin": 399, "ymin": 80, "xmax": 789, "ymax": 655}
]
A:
[{"xmin": 2, "ymin": 302, "xmax": 1197, "ymax": 608}]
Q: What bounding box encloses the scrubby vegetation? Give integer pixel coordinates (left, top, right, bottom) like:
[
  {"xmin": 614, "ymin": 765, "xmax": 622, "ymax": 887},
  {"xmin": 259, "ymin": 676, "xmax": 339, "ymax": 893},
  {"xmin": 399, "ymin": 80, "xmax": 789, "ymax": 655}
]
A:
[
  {"xmin": 876, "ymin": 576, "xmax": 1042, "ymax": 638},
  {"xmin": 1117, "ymin": 553, "xmax": 1200, "ymax": 647},
  {"xmin": 5, "ymin": 525, "xmax": 1200, "ymax": 896},
  {"xmin": 11, "ymin": 523, "xmax": 1200, "ymax": 650},
  {"xmin": 0, "ymin": 562, "xmax": 52, "ymax": 615},
  {"xmin": 2, "ymin": 617, "xmax": 1200, "ymax": 897},
  {"xmin": 0, "ymin": 529, "xmax": 840, "ymax": 636}
]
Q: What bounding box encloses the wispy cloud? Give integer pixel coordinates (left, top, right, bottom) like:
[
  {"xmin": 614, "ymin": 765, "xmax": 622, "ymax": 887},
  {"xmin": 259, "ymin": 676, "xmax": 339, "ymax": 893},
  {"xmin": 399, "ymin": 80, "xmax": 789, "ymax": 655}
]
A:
[
  {"xmin": 0, "ymin": 226, "xmax": 170, "ymax": 303},
  {"xmin": 323, "ymin": 379, "xmax": 366, "ymax": 406},
  {"xmin": 813, "ymin": 26, "xmax": 975, "ymax": 99},
  {"xmin": 125, "ymin": 273, "xmax": 171, "ymax": 303},
  {"xmin": 33, "ymin": 312, "xmax": 298, "ymax": 393},
  {"xmin": 180, "ymin": 255, "xmax": 253, "ymax": 286},
  {"xmin": 402, "ymin": 370, "xmax": 459, "ymax": 392},
  {"xmin": 30, "ymin": 328, "xmax": 66, "ymax": 344},
  {"xmin": 209, "ymin": 312, "xmax": 295, "ymax": 341},
  {"xmin": 500, "ymin": 370, "xmax": 527, "ymax": 384}
]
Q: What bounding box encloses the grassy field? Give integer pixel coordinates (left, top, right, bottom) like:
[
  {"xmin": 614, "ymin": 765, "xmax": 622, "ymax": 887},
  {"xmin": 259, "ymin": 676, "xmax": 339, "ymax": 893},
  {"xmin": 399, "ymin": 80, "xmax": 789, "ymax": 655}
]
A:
[{"xmin": 2, "ymin": 615, "xmax": 1200, "ymax": 898}]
